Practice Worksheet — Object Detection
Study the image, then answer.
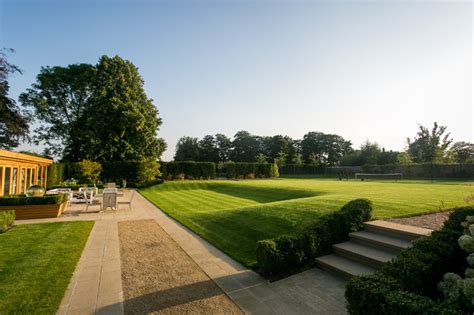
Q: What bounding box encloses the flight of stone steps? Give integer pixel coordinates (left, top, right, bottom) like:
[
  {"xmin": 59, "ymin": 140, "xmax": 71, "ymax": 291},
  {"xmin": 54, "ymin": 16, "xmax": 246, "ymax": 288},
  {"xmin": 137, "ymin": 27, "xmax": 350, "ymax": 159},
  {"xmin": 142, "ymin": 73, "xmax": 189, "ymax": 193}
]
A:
[{"xmin": 315, "ymin": 220, "xmax": 432, "ymax": 279}]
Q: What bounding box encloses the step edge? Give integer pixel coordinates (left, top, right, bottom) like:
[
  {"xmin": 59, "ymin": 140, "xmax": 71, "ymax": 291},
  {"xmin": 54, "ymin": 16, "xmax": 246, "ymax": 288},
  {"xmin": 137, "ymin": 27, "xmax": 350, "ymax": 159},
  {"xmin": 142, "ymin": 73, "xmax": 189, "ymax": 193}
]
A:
[
  {"xmin": 365, "ymin": 220, "xmax": 432, "ymax": 237},
  {"xmin": 333, "ymin": 243, "xmax": 395, "ymax": 265}
]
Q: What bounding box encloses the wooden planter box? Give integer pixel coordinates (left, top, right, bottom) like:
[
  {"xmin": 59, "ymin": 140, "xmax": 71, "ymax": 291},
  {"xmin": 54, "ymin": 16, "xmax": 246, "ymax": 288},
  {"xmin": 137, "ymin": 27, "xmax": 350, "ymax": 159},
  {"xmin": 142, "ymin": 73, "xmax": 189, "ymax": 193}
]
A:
[{"xmin": 0, "ymin": 202, "xmax": 68, "ymax": 220}]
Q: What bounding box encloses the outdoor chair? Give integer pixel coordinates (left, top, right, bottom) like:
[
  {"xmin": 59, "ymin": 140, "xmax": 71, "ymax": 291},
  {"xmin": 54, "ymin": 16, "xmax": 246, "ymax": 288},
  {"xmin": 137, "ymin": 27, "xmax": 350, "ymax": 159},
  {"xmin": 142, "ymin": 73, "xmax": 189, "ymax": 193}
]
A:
[
  {"xmin": 117, "ymin": 190, "xmax": 135, "ymax": 210},
  {"xmin": 107, "ymin": 183, "xmax": 117, "ymax": 189},
  {"xmin": 102, "ymin": 191, "xmax": 117, "ymax": 211}
]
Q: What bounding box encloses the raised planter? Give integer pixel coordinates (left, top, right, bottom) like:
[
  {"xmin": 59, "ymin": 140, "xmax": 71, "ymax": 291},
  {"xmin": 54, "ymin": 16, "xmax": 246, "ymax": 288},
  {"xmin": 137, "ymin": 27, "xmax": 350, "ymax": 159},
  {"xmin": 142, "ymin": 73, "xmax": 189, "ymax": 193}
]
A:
[{"xmin": 0, "ymin": 202, "xmax": 68, "ymax": 220}]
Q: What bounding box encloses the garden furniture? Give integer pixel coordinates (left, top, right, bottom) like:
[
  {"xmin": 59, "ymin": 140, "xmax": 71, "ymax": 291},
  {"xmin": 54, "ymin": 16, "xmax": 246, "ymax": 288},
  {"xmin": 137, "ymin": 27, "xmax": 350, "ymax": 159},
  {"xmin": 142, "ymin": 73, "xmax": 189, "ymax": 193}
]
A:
[{"xmin": 117, "ymin": 190, "xmax": 135, "ymax": 210}]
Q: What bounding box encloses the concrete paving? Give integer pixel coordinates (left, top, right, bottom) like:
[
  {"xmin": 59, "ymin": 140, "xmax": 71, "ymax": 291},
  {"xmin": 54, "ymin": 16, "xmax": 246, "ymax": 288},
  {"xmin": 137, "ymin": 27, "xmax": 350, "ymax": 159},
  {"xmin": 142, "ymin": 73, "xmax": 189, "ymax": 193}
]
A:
[{"xmin": 17, "ymin": 190, "xmax": 348, "ymax": 315}]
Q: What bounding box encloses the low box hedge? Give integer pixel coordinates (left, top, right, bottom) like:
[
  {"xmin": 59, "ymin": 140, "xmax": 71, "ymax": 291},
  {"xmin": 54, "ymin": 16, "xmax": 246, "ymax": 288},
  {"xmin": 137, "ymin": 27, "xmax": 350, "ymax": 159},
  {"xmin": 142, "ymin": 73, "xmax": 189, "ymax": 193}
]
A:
[
  {"xmin": 0, "ymin": 194, "xmax": 69, "ymax": 206},
  {"xmin": 345, "ymin": 206, "xmax": 474, "ymax": 315},
  {"xmin": 256, "ymin": 199, "xmax": 373, "ymax": 276},
  {"xmin": 0, "ymin": 210, "xmax": 15, "ymax": 233}
]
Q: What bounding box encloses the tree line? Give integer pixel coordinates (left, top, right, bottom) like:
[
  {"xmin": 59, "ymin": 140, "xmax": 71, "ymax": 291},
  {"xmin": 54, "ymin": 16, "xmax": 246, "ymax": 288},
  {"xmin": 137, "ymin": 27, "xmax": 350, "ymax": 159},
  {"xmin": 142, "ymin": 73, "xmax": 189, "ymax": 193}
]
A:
[{"xmin": 175, "ymin": 124, "xmax": 474, "ymax": 166}]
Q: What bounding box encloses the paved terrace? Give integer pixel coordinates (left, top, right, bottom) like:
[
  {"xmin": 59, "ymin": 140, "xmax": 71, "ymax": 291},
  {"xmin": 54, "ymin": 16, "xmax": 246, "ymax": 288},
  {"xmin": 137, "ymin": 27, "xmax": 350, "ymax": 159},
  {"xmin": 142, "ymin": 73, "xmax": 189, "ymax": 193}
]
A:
[{"xmin": 16, "ymin": 190, "xmax": 347, "ymax": 315}]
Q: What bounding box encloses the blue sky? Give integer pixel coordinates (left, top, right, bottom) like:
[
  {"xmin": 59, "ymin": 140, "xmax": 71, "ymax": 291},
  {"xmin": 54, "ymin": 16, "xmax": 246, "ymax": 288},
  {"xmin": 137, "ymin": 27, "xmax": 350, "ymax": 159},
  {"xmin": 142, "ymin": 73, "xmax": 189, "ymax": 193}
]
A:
[{"xmin": 1, "ymin": 0, "xmax": 472, "ymax": 160}]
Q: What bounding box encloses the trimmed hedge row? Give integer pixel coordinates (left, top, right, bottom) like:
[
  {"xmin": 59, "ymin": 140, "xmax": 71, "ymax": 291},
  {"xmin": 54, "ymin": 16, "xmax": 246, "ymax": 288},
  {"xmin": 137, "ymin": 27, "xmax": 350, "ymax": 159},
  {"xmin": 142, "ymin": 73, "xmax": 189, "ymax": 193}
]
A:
[
  {"xmin": 225, "ymin": 162, "xmax": 279, "ymax": 179},
  {"xmin": 256, "ymin": 199, "xmax": 373, "ymax": 276},
  {"xmin": 101, "ymin": 161, "xmax": 161, "ymax": 186},
  {"xmin": 0, "ymin": 210, "xmax": 15, "ymax": 233},
  {"xmin": 0, "ymin": 194, "xmax": 69, "ymax": 206},
  {"xmin": 345, "ymin": 206, "xmax": 474, "ymax": 315},
  {"xmin": 161, "ymin": 161, "xmax": 216, "ymax": 180},
  {"xmin": 279, "ymin": 164, "xmax": 325, "ymax": 175},
  {"xmin": 48, "ymin": 161, "xmax": 161, "ymax": 187}
]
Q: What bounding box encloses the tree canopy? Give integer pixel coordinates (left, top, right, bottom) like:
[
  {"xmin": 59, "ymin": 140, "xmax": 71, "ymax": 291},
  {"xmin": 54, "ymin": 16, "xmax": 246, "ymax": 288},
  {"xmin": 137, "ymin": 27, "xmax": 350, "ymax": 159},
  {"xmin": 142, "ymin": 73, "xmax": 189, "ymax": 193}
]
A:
[
  {"xmin": 407, "ymin": 122, "xmax": 452, "ymax": 163},
  {"xmin": 0, "ymin": 49, "xmax": 29, "ymax": 149},
  {"xmin": 20, "ymin": 55, "xmax": 165, "ymax": 162}
]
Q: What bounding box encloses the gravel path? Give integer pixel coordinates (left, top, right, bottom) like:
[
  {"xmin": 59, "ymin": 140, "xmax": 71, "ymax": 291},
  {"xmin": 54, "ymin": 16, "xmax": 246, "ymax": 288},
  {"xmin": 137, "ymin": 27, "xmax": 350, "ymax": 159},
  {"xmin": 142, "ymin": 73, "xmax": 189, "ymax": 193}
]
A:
[
  {"xmin": 385, "ymin": 211, "xmax": 452, "ymax": 230},
  {"xmin": 118, "ymin": 219, "xmax": 243, "ymax": 315}
]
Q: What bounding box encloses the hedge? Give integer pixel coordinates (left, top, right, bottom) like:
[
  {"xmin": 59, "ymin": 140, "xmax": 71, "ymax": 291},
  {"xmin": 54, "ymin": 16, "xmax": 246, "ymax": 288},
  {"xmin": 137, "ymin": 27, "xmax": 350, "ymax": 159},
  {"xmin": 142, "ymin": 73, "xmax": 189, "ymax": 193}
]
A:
[
  {"xmin": 0, "ymin": 194, "xmax": 69, "ymax": 206},
  {"xmin": 101, "ymin": 161, "xmax": 161, "ymax": 186},
  {"xmin": 48, "ymin": 160, "xmax": 161, "ymax": 187},
  {"xmin": 225, "ymin": 162, "xmax": 279, "ymax": 179},
  {"xmin": 0, "ymin": 210, "xmax": 15, "ymax": 233},
  {"xmin": 279, "ymin": 164, "xmax": 325, "ymax": 175},
  {"xmin": 161, "ymin": 161, "xmax": 216, "ymax": 180},
  {"xmin": 345, "ymin": 206, "xmax": 474, "ymax": 315},
  {"xmin": 256, "ymin": 199, "xmax": 373, "ymax": 276}
]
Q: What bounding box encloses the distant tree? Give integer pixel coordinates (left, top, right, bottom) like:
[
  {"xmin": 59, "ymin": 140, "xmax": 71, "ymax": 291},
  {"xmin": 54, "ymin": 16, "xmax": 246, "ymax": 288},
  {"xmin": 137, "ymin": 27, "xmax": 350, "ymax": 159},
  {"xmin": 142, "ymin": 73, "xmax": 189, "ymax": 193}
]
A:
[
  {"xmin": 407, "ymin": 122, "xmax": 452, "ymax": 163},
  {"xmin": 449, "ymin": 141, "xmax": 474, "ymax": 163},
  {"xmin": 359, "ymin": 141, "xmax": 381, "ymax": 165},
  {"xmin": 396, "ymin": 152, "xmax": 413, "ymax": 165},
  {"xmin": 198, "ymin": 135, "xmax": 219, "ymax": 163},
  {"xmin": 0, "ymin": 48, "xmax": 29, "ymax": 149},
  {"xmin": 377, "ymin": 148, "xmax": 399, "ymax": 165},
  {"xmin": 287, "ymin": 139, "xmax": 300, "ymax": 164},
  {"xmin": 231, "ymin": 130, "xmax": 262, "ymax": 162},
  {"xmin": 291, "ymin": 152, "xmax": 304, "ymax": 166},
  {"xmin": 340, "ymin": 151, "xmax": 363, "ymax": 166},
  {"xmin": 274, "ymin": 151, "xmax": 287, "ymax": 167},
  {"xmin": 301, "ymin": 132, "xmax": 353, "ymax": 166},
  {"xmin": 256, "ymin": 153, "xmax": 268, "ymax": 164},
  {"xmin": 174, "ymin": 136, "xmax": 200, "ymax": 161},
  {"xmin": 308, "ymin": 152, "xmax": 321, "ymax": 167},
  {"xmin": 215, "ymin": 133, "xmax": 232, "ymax": 163}
]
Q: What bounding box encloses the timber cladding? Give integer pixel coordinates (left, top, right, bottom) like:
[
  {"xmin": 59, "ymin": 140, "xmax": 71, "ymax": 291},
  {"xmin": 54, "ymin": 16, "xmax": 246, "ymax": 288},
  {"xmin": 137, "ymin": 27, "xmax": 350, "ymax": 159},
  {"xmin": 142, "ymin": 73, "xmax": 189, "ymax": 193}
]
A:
[{"xmin": 0, "ymin": 202, "xmax": 68, "ymax": 220}]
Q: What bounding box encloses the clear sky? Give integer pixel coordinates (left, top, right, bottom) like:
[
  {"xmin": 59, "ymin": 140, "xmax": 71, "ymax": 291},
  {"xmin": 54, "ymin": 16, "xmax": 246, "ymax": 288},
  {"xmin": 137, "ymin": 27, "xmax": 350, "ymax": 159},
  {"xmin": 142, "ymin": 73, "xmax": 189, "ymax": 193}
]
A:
[{"xmin": 1, "ymin": 0, "xmax": 472, "ymax": 161}]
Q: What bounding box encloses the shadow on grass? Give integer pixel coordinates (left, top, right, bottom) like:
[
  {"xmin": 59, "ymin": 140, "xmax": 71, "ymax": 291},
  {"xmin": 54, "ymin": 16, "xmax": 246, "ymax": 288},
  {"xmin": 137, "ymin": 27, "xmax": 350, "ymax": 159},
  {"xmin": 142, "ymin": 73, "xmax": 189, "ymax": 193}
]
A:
[{"xmin": 207, "ymin": 183, "xmax": 322, "ymax": 203}]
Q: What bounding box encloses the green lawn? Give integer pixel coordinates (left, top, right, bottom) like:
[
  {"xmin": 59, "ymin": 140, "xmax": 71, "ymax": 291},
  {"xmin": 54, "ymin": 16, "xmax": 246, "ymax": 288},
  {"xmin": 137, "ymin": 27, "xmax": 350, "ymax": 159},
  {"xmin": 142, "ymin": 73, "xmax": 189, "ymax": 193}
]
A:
[
  {"xmin": 0, "ymin": 221, "xmax": 94, "ymax": 313},
  {"xmin": 140, "ymin": 178, "xmax": 474, "ymax": 267}
]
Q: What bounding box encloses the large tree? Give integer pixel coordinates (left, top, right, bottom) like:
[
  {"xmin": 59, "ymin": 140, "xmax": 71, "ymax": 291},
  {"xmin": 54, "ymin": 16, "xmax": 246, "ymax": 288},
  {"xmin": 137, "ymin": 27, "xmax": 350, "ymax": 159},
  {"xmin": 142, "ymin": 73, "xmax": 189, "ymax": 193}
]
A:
[
  {"xmin": 0, "ymin": 49, "xmax": 29, "ymax": 149},
  {"xmin": 215, "ymin": 133, "xmax": 232, "ymax": 163},
  {"xmin": 85, "ymin": 55, "xmax": 164, "ymax": 162},
  {"xmin": 231, "ymin": 130, "xmax": 262, "ymax": 162},
  {"xmin": 20, "ymin": 63, "xmax": 96, "ymax": 157},
  {"xmin": 21, "ymin": 55, "xmax": 165, "ymax": 162},
  {"xmin": 174, "ymin": 136, "xmax": 200, "ymax": 161},
  {"xmin": 198, "ymin": 135, "xmax": 219, "ymax": 163},
  {"xmin": 407, "ymin": 122, "xmax": 452, "ymax": 163}
]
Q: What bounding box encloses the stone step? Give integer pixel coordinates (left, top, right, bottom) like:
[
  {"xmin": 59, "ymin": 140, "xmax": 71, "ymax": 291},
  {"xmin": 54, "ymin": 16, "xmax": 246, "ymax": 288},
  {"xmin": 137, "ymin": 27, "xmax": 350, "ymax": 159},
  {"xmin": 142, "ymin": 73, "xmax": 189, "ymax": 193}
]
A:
[
  {"xmin": 364, "ymin": 220, "xmax": 432, "ymax": 241},
  {"xmin": 333, "ymin": 241, "xmax": 397, "ymax": 268},
  {"xmin": 315, "ymin": 254, "xmax": 376, "ymax": 279},
  {"xmin": 350, "ymin": 230, "xmax": 412, "ymax": 252}
]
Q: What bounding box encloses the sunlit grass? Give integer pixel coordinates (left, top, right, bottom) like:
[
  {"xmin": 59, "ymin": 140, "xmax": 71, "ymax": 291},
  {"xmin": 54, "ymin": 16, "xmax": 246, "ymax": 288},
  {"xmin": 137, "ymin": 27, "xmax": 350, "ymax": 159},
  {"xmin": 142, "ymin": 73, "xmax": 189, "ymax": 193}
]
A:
[
  {"xmin": 140, "ymin": 178, "xmax": 474, "ymax": 267},
  {"xmin": 0, "ymin": 221, "xmax": 94, "ymax": 313}
]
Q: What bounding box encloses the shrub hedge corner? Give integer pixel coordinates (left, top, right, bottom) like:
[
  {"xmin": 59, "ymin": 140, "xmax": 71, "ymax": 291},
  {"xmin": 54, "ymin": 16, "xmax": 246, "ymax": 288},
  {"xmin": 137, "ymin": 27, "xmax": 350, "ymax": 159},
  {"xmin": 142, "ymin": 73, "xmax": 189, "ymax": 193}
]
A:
[{"xmin": 256, "ymin": 198, "xmax": 373, "ymax": 276}]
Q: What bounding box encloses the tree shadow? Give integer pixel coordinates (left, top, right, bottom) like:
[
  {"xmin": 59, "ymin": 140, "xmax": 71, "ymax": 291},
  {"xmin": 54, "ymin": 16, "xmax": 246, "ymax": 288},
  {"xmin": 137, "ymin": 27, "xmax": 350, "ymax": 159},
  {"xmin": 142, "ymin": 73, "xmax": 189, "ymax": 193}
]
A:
[
  {"xmin": 96, "ymin": 278, "xmax": 241, "ymax": 314},
  {"xmin": 207, "ymin": 184, "xmax": 322, "ymax": 203}
]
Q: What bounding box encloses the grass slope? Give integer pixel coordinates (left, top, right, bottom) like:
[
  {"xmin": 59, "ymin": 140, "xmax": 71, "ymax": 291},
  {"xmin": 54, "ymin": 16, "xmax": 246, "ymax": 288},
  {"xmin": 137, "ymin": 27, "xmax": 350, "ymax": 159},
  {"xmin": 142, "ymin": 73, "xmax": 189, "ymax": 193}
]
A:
[
  {"xmin": 140, "ymin": 178, "xmax": 474, "ymax": 267},
  {"xmin": 0, "ymin": 221, "xmax": 94, "ymax": 313}
]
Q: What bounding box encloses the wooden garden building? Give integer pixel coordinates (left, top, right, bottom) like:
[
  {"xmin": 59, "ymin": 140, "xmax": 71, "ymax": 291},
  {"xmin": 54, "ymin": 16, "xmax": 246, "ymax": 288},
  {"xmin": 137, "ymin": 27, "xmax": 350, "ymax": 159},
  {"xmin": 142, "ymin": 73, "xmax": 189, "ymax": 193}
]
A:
[{"xmin": 0, "ymin": 149, "xmax": 53, "ymax": 196}]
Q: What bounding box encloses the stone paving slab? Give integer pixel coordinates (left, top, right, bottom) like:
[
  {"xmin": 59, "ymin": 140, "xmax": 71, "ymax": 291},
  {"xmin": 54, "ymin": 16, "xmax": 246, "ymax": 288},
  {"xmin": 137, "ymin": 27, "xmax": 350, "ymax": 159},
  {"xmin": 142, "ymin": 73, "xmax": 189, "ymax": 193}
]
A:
[{"xmin": 19, "ymin": 190, "xmax": 347, "ymax": 315}]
